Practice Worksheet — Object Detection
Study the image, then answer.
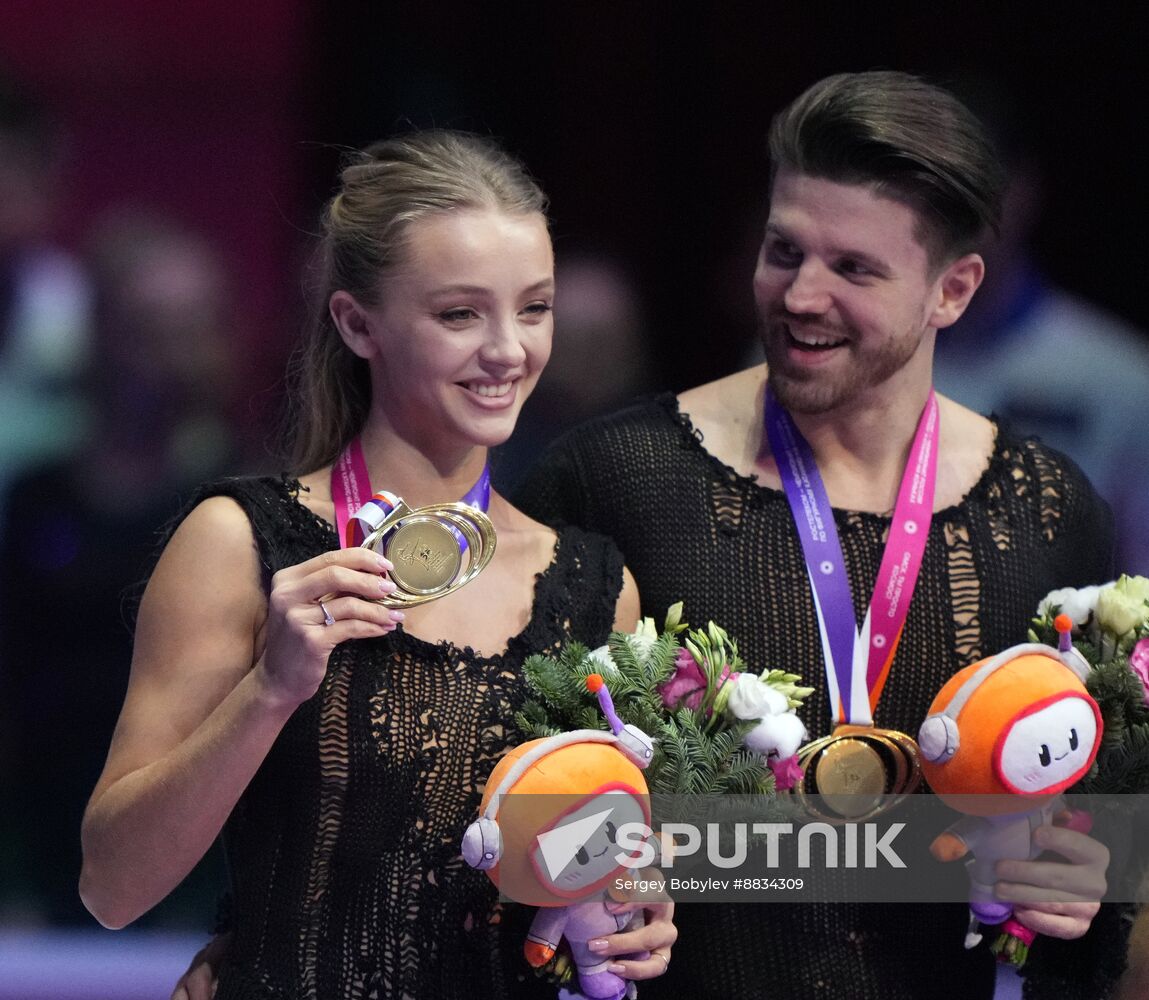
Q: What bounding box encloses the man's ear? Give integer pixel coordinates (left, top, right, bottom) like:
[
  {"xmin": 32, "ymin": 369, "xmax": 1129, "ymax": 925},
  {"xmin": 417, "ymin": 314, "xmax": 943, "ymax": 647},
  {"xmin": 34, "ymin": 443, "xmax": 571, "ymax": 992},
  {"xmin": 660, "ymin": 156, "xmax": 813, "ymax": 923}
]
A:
[
  {"xmin": 929, "ymin": 253, "xmax": 985, "ymax": 330},
  {"xmin": 329, "ymin": 290, "xmax": 379, "ymax": 359}
]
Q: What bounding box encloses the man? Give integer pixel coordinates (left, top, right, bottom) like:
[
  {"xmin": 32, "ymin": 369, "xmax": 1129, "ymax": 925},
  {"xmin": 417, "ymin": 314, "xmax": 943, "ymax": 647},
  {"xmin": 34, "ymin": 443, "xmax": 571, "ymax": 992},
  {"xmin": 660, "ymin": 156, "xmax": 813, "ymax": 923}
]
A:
[{"xmin": 515, "ymin": 72, "xmax": 1120, "ymax": 999}]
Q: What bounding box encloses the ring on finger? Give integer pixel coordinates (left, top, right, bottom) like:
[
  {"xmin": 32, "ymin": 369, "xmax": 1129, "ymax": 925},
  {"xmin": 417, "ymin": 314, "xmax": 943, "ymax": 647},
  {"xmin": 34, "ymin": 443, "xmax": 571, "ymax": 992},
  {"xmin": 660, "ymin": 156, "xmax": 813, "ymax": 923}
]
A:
[
  {"xmin": 652, "ymin": 951, "xmax": 669, "ymax": 972},
  {"xmin": 318, "ymin": 600, "xmax": 336, "ymax": 627}
]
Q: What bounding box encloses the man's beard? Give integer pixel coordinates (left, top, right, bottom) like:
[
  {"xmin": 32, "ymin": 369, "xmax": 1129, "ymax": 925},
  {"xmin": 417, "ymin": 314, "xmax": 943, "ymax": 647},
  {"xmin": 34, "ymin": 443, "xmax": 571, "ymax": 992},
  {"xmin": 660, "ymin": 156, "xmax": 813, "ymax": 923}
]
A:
[{"xmin": 761, "ymin": 314, "xmax": 923, "ymax": 415}]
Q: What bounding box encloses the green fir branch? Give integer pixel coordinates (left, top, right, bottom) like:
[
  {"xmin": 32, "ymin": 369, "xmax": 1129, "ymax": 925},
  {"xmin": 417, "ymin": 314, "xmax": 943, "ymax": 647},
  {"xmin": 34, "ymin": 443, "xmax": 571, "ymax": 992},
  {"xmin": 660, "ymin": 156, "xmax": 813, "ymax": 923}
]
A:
[
  {"xmin": 723, "ymin": 750, "xmax": 776, "ymax": 796},
  {"xmin": 513, "ymin": 701, "xmax": 564, "ymax": 742},
  {"xmin": 514, "ymin": 607, "xmax": 808, "ymax": 802}
]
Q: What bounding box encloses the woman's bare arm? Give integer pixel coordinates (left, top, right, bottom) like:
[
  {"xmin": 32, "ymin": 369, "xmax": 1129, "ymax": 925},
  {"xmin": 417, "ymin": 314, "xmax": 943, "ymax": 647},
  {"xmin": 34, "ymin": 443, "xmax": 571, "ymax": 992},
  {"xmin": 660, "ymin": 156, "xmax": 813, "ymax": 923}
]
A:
[{"xmin": 80, "ymin": 496, "xmax": 399, "ymax": 928}]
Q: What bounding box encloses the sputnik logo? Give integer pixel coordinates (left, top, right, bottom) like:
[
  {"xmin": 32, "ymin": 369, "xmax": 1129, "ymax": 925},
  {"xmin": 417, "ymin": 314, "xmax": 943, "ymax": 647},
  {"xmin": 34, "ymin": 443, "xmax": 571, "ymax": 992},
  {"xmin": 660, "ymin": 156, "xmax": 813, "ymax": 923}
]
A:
[{"xmin": 535, "ymin": 806, "xmax": 616, "ymax": 881}]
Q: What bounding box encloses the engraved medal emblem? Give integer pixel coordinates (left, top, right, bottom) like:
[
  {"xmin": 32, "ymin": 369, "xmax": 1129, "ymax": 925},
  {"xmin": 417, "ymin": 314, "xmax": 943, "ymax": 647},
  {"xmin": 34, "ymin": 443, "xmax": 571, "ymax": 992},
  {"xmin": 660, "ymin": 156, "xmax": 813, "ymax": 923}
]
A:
[
  {"xmin": 795, "ymin": 724, "xmax": 922, "ymax": 822},
  {"xmin": 361, "ymin": 500, "xmax": 496, "ymax": 608}
]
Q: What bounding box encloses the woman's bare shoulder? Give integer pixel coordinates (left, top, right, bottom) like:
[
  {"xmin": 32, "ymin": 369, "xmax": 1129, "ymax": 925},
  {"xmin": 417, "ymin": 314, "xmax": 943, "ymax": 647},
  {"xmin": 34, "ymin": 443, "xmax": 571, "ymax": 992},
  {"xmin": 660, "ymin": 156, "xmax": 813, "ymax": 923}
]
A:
[
  {"xmin": 140, "ymin": 496, "xmax": 266, "ymax": 647},
  {"xmin": 160, "ymin": 495, "xmax": 262, "ymax": 575}
]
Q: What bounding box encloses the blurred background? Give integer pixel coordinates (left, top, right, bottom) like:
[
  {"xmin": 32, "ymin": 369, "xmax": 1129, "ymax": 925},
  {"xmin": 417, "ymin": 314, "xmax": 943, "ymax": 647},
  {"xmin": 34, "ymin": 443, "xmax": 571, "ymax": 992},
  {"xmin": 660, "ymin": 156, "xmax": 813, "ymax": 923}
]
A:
[{"xmin": 0, "ymin": 1, "xmax": 1145, "ymax": 995}]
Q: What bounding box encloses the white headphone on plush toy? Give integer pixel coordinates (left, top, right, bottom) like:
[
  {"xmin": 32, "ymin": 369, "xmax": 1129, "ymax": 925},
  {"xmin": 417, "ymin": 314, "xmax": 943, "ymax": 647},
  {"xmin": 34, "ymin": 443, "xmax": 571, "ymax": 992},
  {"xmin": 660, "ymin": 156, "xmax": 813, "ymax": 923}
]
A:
[
  {"xmin": 917, "ymin": 638, "xmax": 1088, "ymax": 765},
  {"xmin": 461, "ymin": 675, "xmax": 654, "ymax": 872}
]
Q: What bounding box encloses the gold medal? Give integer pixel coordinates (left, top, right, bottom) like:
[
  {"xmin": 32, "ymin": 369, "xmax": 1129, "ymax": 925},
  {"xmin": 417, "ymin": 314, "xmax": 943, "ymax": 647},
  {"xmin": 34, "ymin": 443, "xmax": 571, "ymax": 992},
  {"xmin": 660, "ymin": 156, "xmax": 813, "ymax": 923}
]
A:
[
  {"xmin": 813, "ymin": 738, "xmax": 887, "ymax": 817},
  {"xmin": 794, "ymin": 724, "xmax": 921, "ymax": 822},
  {"xmin": 360, "ymin": 499, "xmax": 496, "ymax": 608},
  {"xmin": 388, "ymin": 518, "xmax": 463, "ymax": 593}
]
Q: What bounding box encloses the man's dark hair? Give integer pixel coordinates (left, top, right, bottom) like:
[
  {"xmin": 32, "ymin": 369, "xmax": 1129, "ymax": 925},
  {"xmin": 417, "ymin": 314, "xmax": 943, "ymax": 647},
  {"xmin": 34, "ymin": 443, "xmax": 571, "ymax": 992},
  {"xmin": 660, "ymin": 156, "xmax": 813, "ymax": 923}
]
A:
[{"xmin": 768, "ymin": 71, "xmax": 1006, "ymax": 266}]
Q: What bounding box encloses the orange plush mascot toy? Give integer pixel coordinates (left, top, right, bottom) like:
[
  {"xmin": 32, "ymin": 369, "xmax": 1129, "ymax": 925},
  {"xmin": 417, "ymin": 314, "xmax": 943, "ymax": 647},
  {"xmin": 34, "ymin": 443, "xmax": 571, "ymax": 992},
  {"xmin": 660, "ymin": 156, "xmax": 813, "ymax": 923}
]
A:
[
  {"xmin": 917, "ymin": 618, "xmax": 1101, "ymax": 966},
  {"xmin": 462, "ymin": 676, "xmax": 655, "ymax": 999}
]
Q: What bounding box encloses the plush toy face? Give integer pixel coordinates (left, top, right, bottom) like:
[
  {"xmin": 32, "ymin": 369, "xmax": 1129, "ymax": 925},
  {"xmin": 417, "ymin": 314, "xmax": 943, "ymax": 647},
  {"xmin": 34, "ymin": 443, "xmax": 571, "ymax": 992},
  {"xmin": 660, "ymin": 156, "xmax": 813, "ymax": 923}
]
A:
[
  {"xmin": 479, "ymin": 738, "xmax": 651, "ymax": 906},
  {"xmin": 531, "ymin": 788, "xmax": 649, "ymax": 897},
  {"xmin": 997, "ymin": 694, "xmax": 1099, "ymax": 795},
  {"xmin": 921, "ymin": 650, "xmax": 1102, "ymax": 813}
]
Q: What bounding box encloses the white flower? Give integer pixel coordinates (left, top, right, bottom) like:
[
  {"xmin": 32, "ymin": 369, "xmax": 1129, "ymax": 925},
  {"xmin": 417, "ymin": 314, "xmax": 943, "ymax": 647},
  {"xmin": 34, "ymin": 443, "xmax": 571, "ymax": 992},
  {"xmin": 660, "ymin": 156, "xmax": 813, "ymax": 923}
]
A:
[
  {"xmin": 745, "ymin": 713, "xmax": 808, "ymax": 758},
  {"xmin": 1037, "ymin": 585, "xmax": 1102, "ymax": 625},
  {"xmin": 629, "ymin": 616, "xmax": 659, "ymax": 660},
  {"xmin": 725, "ymin": 673, "xmax": 789, "ymax": 720},
  {"xmin": 587, "ymin": 645, "xmax": 619, "ymax": 676}
]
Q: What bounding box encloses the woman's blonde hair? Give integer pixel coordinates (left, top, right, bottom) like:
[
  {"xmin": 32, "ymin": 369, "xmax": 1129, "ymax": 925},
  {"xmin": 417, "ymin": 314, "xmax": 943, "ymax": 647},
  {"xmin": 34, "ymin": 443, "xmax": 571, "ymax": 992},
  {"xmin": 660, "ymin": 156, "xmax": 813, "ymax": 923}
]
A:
[{"xmin": 287, "ymin": 130, "xmax": 548, "ymax": 474}]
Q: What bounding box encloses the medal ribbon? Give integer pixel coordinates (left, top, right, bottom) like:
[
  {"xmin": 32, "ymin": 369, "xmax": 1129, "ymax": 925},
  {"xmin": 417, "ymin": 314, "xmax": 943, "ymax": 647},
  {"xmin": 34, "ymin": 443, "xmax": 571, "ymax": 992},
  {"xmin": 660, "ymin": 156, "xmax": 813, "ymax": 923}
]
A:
[
  {"xmin": 330, "ymin": 437, "xmax": 491, "ymax": 552},
  {"xmin": 765, "ymin": 389, "xmax": 939, "ymax": 727}
]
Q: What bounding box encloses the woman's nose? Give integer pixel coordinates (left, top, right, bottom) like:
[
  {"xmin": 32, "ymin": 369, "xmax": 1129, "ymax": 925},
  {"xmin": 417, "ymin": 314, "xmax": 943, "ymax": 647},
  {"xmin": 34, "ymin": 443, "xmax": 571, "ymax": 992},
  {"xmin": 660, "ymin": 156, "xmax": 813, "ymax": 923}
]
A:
[{"xmin": 479, "ymin": 319, "xmax": 528, "ymax": 368}]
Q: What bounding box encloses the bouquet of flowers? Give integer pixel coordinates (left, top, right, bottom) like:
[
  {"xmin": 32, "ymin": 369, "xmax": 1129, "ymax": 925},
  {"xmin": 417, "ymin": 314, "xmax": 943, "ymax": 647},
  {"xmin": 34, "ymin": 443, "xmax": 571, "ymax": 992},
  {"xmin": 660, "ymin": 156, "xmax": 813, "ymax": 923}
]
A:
[
  {"xmin": 1030, "ymin": 574, "xmax": 1149, "ymax": 793},
  {"xmin": 516, "ymin": 603, "xmax": 814, "ymax": 796}
]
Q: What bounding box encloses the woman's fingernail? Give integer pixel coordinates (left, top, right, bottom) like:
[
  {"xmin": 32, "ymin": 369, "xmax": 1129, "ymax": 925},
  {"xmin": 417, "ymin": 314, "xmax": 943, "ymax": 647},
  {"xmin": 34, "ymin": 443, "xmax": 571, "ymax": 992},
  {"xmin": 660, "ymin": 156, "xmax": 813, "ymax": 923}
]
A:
[
  {"xmin": 380, "ymin": 578, "xmax": 397, "ymax": 594},
  {"xmin": 588, "ymin": 938, "xmax": 608, "ymax": 953},
  {"xmin": 376, "ymin": 554, "xmax": 393, "ymax": 572},
  {"xmin": 608, "ymin": 964, "xmax": 626, "ymax": 975},
  {"xmin": 390, "ymin": 610, "xmax": 405, "ymax": 622}
]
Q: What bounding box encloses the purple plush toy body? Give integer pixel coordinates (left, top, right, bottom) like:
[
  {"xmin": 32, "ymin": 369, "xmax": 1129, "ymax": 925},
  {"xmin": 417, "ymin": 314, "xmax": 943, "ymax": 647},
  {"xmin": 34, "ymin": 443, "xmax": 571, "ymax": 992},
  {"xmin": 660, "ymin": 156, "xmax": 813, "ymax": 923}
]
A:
[{"xmin": 528, "ymin": 901, "xmax": 645, "ymax": 1000}]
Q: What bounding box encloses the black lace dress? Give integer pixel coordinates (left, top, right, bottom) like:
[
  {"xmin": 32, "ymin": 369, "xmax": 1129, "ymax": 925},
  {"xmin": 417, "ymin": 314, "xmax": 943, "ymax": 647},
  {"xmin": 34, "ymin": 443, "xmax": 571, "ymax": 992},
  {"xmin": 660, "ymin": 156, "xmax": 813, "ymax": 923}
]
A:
[
  {"xmin": 182, "ymin": 477, "xmax": 624, "ymax": 1000},
  {"xmin": 514, "ymin": 394, "xmax": 1124, "ymax": 1000}
]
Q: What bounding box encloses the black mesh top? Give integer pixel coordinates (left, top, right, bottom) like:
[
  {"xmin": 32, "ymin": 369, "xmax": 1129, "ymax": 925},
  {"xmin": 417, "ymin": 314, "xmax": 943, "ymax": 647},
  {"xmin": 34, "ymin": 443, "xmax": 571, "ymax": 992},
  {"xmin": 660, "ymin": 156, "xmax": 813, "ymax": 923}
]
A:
[
  {"xmin": 514, "ymin": 394, "xmax": 1124, "ymax": 1000},
  {"xmin": 187, "ymin": 476, "xmax": 624, "ymax": 1000}
]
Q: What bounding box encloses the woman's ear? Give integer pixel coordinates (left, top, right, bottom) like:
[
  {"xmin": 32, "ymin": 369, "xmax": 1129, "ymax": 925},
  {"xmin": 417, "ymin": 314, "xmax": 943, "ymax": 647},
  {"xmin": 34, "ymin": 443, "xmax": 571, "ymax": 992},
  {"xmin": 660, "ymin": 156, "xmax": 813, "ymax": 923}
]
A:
[
  {"xmin": 329, "ymin": 290, "xmax": 380, "ymax": 359},
  {"xmin": 928, "ymin": 253, "xmax": 985, "ymax": 331}
]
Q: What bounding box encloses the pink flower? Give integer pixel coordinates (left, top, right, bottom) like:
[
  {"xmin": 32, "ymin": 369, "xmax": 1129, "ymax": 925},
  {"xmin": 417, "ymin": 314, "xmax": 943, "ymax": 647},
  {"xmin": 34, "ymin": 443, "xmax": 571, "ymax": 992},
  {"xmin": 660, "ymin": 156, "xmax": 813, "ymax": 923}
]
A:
[
  {"xmin": 658, "ymin": 648, "xmax": 732, "ymax": 711},
  {"xmin": 1130, "ymin": 638, "xmax": 1149, "ymax": 704},
  {"xmin": 768, "ymin": 754, "xmax": 804, "ymax": 791}
]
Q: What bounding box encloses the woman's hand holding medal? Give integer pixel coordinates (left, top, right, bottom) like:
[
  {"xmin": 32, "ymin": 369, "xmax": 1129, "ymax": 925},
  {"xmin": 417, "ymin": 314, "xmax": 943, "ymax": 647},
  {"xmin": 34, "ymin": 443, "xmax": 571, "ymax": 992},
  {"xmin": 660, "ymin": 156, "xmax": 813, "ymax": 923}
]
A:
[
  {"xmin": 256, "ymin": 547, "xmax": 405, "ymax": 708},
  {"xmin": 332, "ymin": 441, "xmax": 497, "ymax": 608}
]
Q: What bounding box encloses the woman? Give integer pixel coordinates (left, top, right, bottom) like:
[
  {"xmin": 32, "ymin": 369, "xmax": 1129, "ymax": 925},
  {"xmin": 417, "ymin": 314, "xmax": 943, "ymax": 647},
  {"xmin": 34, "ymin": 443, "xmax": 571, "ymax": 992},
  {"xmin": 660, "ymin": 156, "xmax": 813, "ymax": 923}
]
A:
[{"xmin": 80, "ymin": 131, "xmax": 674, "ymax": 999}]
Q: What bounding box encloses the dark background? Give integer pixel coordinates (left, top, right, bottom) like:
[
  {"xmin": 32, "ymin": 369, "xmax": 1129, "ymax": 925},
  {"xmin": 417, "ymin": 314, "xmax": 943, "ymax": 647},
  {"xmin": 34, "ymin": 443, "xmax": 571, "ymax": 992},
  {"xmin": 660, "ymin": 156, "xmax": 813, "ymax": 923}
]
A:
[
  {"xmin": 1, "ymin": 1, "xmax": 1145, "ymax": 424},
  {"xmin": 314, "ymin": 3, "xmax": 1149, "ymax": 389}
]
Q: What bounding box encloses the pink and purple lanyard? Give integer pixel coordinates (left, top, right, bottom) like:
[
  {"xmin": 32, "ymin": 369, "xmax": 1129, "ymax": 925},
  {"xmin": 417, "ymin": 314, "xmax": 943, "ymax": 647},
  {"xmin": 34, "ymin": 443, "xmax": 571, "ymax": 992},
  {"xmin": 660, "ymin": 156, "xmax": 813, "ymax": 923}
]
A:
[
  {"xmin": 330, "ymin": 437, "xmax": 491, "ymax": 552},
  {"xmin": 765, "ymin": 389, "xmax": 939, "ymax": 727}
]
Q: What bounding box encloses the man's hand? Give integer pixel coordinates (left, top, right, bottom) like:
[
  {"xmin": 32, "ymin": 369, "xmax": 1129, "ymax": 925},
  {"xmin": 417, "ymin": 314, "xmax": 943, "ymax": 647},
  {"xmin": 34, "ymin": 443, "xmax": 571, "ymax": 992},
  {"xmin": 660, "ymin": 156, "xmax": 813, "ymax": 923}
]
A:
[{"xmin": 994, "ymin": 824, "xmax": 1109, "ymax": 939}]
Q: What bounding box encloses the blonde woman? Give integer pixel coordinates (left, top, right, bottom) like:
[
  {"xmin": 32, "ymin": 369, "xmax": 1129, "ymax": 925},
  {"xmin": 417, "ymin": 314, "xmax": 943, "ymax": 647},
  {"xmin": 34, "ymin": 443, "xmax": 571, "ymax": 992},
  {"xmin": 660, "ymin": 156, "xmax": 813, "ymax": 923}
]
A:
[{"xmin": 81, "ymin": 132, "xmax": 674, "ymax": 999}]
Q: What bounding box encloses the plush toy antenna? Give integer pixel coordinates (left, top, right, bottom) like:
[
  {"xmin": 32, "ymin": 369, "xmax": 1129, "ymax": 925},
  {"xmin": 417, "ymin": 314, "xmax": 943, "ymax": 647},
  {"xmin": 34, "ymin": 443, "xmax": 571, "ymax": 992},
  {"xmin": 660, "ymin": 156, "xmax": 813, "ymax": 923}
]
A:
[
  {"xmin": 1054, "ymin": 614, "xmax": 1073, "ymax": 652},
  {"xmin": 587, "ymin": 673, "xmax": 624, "ymax": 735},
  {"xmin": 586, "ymin": 673, "xmax": 654, "ymax": 769},
  {"xmin": 1053, "ymin": 613, "xmax": 1091, "ymax": 681}
]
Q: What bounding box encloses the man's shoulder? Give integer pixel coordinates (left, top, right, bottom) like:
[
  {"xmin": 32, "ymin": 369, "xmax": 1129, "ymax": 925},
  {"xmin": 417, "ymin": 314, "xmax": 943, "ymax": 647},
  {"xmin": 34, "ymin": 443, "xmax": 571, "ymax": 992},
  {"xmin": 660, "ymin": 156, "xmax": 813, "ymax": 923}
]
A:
[
  {"xmin": 553, "ymin": 365, "xmax": 765, "ymax": 468},
  {"xmin": 545, "ymin": 393, "xmax": 679, "ymax": 455},
  {"xmin": 938, "ymin": 395, "xmax": 995, "ymax": 460},
  {"xmin": 993, "ymin": 426, "xmax": 1101, "ymax": 496},
  {"xmin": 989, "ymin": 426, "xmax": 1115, "ymax": 575},
  {"xmin": 935, "ymin": 396, "xmax": 997, "ymax": 510},
  {"xmin": 512, "ymin": 395, "xmax": 683, "ymax": 529},
  {"xmin": 933, "ymin": 395, "xmax": 1108, "ymax": 528},
  {"xmin": 677, "ymin": 365, "xmax": 765, "ymax": 424},
  {"xmin": 676, "ymin": 365, "xmax": 766, "ymax": 469},
  {"xmin": 977, "ymin": 418, "xmax": 1112, "ymax": 546}
]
